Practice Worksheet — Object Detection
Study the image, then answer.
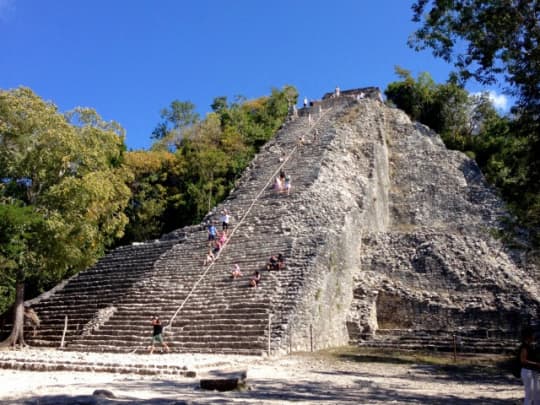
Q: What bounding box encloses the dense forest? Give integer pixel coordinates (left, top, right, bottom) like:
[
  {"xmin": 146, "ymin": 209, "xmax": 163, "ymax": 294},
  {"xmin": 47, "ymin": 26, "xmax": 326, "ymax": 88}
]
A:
[{"xmin": 0, "ymin": 0, "xmax": 538, "ymax": 345}]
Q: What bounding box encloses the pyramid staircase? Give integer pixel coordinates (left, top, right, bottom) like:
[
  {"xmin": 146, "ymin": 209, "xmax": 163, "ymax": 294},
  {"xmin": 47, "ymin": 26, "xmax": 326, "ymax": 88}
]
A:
[
  {"xmin": 24, "ymin": 97, "xmax": 354, "ymax": 354},
  {"xmin": 23, "ymin": 240, "xmax": 178, "ymax": 347},
  {"xmin": 357, "ymin": 328, "xmax": 518, "ymax": 354}
]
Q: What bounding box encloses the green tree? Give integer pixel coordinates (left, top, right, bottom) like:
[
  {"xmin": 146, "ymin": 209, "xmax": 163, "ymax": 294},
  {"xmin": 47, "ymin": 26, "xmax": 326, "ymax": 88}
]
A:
[
  {"xmin": 410, "ymin": 1, "xmax": 539, "ymax": 106},
  {"xmin": 0, "ymin": 87, "xmax": 131, "ymax": 346},
  {"xmin": 0, "ymin": 204, "xmax": 43, "ymax": 342},
  {"xmin": 410, "ymin": 0, "xmax": 540, "ymax": 244},
  {"xmin": 151, "ymin": 100, "xmax": 200, "ymax": 149},
  {"xmin": 385, "ymin": 67, "xmax": 437, "ymax": 121},
  {"xmin": 120, "ymin": 150, "xmax": 183, "ymax": 243},
  {"xmin": 212, "ymin": 86, "xmax": 298, "ymax": 150},
  {"xmin": 385, "ymin": 68, "xmax": 490, "ymax": 150},
  {"xmin": 177, "ymin": 113, "xmax": 234, "ymax": 219}
]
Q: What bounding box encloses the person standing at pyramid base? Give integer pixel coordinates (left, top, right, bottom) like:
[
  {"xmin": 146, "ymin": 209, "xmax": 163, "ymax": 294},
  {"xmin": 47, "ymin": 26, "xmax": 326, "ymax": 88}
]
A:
[{"xmin": 148, "ymin": 316, "xmax": 170, "ymax": 354}]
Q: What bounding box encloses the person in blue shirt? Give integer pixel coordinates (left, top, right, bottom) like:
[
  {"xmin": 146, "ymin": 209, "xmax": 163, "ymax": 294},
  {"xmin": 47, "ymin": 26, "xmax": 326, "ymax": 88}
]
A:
[{"xmin": 208, "ymin": 223, "xmax": 217, "ymax": 242}]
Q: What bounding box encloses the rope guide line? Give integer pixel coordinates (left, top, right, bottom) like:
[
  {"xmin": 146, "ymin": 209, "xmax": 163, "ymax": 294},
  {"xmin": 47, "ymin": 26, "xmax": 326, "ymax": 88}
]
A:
[{"xmin": 165, "ymin": 106, "xmax": 331, "ymax": 332}]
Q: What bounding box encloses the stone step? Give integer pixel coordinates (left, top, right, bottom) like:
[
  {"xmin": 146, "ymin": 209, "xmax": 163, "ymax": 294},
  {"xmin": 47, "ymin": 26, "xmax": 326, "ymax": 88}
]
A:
[
  {"xmin": 0, "ymin": 359, "xmax": 196, "ymax": 376},
  {"xmin": 75, "ymin": 332, "xmax": 266, "ymax": 344},
  {"xmin": 65, "ymin": 344, "xmax": 264, "ymax": 355},
  {"xmin": 359, "ymin": 340, "xmax": 515, "ymax": 354}
]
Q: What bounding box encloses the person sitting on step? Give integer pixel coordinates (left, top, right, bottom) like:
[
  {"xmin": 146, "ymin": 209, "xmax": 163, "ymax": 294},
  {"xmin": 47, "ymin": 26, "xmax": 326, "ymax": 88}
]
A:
[
  {"xmin": 277, "ymin": 253, "xmax": 286, "ymax": 270},
  {"xmin": 266, "ymin": 255, "xmax": 279, "ymax": 271},
  {"xmin": 231, "ymin": 263, "xmax": 242, "ymax": 279},
  {"xmin": 250, "ymin": 271, "xmax": 261, "ymax": 288},
  {"xmin": 203, "ymin": 249, "xmax": 215, "ymax": 266},
  {"xmin": 212, "ymin": 239, "xmax": 223, "ymax": 255},
  {"xmin": 284, "ymin": 175, "xmax": 292, "ymax": 195},
  {"xmin": 273, "ymin": 176, "xmax": 283, "ymax": 193}
]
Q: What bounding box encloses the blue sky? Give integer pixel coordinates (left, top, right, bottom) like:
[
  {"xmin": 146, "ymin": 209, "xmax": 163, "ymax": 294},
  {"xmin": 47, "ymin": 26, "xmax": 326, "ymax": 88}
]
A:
[{"xmin": 0, "ymin": 1, "xmax": 508, "ymax": 150}]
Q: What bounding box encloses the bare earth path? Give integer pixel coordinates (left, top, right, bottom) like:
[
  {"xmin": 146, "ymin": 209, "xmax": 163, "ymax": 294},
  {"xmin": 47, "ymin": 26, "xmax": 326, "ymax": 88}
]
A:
[{"xmin": 0, "ymin": 348, "xmax": 522, "ymax": 404}]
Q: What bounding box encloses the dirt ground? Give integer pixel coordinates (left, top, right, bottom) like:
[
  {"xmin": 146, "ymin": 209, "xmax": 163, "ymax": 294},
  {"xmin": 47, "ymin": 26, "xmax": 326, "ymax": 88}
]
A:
[{"xmin": 0, "ymin": 348, "xmax": 523, "ymax": 404}]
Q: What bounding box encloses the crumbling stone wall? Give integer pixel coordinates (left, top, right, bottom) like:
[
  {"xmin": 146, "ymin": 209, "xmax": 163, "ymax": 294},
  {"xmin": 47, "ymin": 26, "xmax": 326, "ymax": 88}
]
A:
[
  {"xmin": 343, "ymin": 99, "xmax": 540, "ymax": 341},
  {"xmin": 275, "ymin": 95, "xmax": 393, "ymax": 352},
  {"xmin": 285, "ymin": 213, "xmax": 363, "ymax": 352},
  {"xmin": 277, "ymin": 93, "xmax": 539, "ymax": 348}
]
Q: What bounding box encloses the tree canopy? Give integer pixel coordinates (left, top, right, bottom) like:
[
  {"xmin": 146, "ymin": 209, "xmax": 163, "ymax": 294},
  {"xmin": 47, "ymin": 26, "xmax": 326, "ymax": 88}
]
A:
[
  {"xmin": 410, "ymin": 0, "xmax": 539, "ymax": 109},
  {"xmin": 409, "ymin": 0, "xmax": 540, "ymax": 246},
  {"xmin": 151, "ymin": 100, "xmax": 200, "ymax": 148},
  {"xmin": 385, "ymin": 67, "xmax": 498, "ymax": 151},
  {"xmin": 0, "ymin": 88, "xmax": 132, "ymax": 337}
]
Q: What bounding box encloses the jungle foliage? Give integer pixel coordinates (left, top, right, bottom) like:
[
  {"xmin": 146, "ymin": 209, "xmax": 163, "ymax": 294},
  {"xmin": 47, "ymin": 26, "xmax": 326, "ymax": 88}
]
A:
[
  {"xmin": 0, "ymin": 88, "xmax": 132, "ymax": 337},
  {"xmin": 407, "ymin": 0, "xmax": 539, "ymax": 246}
]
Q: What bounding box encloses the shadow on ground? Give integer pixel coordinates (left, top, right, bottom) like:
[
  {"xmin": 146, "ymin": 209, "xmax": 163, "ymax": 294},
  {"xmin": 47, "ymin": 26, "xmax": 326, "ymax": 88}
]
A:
[{"xmin": 8, "ymin": 370, "xmax": 521, "ymax": 405}]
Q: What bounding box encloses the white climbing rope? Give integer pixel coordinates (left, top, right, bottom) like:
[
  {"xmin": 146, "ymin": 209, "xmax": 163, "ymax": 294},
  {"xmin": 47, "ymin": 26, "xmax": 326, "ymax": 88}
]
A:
[{"xmin": 165, "ymin": 106, "xmax": 331, "ymax": 331}]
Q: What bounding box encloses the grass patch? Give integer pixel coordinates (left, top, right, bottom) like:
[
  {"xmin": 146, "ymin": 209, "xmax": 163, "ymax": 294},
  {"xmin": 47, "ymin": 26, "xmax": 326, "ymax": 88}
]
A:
[{"xmin": 295, "ymin": 346, "xmax": 514, "ymax": 376}]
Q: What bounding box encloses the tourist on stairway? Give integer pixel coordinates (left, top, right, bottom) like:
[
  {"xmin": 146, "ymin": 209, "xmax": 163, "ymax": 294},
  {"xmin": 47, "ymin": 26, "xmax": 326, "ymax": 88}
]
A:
[
  {"xmin": 279, "ymin": 169, "xmax": 286, "ymax": 184},
  {"xmin": 148, "ymin": 316, "xmax": 170, "ymax": 354},
  {"xmin": 284, "ymin": 175, "xmax": 291, "ymax": 195},
  {"xmin": 274, "ymin": 176, "xmax": 283, "ymax": 193},
  {"xmin": 207, "ymin": 222, "xmax": 217, "ymax": 242},
  {"xmin": 250, "ymin": 271, "xmax": 261, "ymax": 288},
  {"xmin": 266, "ymin": 255, "xmax": 279, "ymax": 271},
  {"xmin": 218, "ymin": 230, "xmax": 228, "ymax": 245},
  {"xmin": 277, "ymin": 253, "xmax": 286, "ymax": 270},
  {"xmin": 267, "ymin": 254, "xmax": 286, "ymax": 271},
  {"xmin": 231, "ymin": 263, "xmax": 242, "ymax": 279},
  {"xmin": 212, "ymin": 239, "xmax": 222, "ymax": 255},
  {"xmin": 203, "ymin": 249, "xmax": 215, "ymax": 266},
  {"xmin": 220, "ymin": 209, "xmax": 230, "ymax": 231}
]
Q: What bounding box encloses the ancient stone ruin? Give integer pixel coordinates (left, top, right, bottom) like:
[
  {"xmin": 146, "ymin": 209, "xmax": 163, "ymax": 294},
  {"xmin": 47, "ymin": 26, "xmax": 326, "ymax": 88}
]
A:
[{"xmin": 10, "ymin": 87, "xmax": 539, "ymax": 355}]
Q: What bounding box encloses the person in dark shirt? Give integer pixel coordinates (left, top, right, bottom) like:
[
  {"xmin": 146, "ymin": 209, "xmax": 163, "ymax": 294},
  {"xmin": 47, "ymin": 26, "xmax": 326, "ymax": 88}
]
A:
[
  {"xmin": 520, "ymin": 328, "xmax": 540, "ymax": 404},
  {"xmin": 148, "ymin": 316, "xmax": 170, "ymax": 354},
  {"xmin": 266, "ymin": 255, "xmax": 279, "ymax": 271}
]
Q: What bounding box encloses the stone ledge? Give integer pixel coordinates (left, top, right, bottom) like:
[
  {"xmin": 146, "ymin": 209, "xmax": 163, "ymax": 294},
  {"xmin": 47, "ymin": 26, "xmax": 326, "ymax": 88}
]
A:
[{"xmin": 0, "ymin": 359, "xmax": 196, "ymax": 376}]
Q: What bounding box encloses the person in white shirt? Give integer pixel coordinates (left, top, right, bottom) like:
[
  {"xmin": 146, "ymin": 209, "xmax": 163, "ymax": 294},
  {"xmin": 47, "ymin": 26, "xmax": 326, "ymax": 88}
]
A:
[{"xmin": 220, "ymin": 210, "xmax": 230, "ymax": 231}]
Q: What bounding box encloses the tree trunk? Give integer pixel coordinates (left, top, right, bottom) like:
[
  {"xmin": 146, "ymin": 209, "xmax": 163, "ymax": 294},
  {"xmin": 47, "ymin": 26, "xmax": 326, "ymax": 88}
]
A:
[{"xmin": 0, "ymin": 283, "xmax": 26, "ymax": 348}]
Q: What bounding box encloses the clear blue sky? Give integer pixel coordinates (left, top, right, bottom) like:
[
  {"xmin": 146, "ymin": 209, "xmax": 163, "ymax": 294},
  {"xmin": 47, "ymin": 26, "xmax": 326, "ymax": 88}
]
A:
[{"xmin": 0, "ymin": 1, "xmax": 505, "ymax": 150}]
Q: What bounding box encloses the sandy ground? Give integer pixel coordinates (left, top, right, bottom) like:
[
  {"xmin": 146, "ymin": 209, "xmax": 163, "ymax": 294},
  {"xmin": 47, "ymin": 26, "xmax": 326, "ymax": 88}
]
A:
[{"xmin": 0, "ymin": 349, "xmax": 523, "ymax": 404}]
